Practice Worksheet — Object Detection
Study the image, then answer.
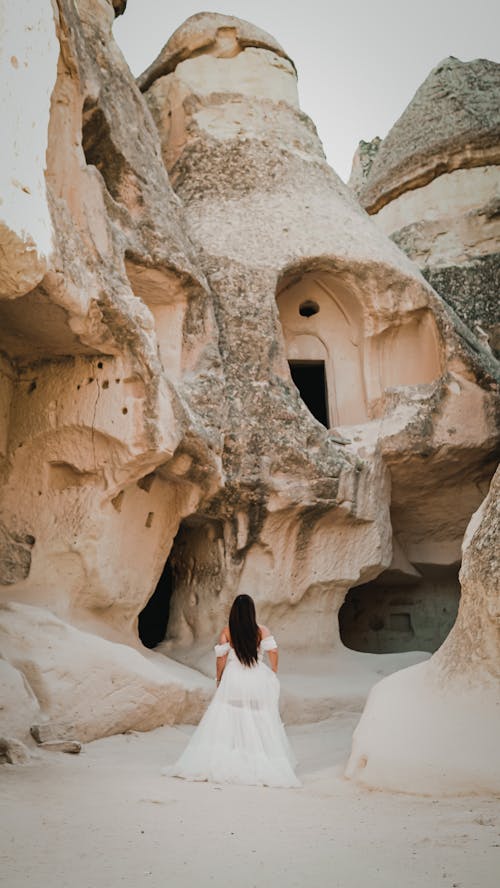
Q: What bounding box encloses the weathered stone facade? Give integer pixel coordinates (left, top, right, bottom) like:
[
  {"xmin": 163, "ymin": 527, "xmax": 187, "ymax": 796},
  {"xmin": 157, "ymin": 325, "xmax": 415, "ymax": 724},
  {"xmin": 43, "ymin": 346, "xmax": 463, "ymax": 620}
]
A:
[
  {"xmin": 351, "ymin": 57, "xmax": 500, "ymax": 357},
  {"xmin": 0, "ymin": 5, "xmax": 498, "ymax": 777}
]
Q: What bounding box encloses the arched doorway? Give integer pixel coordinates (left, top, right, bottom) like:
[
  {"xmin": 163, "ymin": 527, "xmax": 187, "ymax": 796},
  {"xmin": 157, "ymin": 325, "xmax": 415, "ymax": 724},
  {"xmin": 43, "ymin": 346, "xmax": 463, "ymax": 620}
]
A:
[{"xmin": 277, "ymin": 270, "xmax": 367, "ymax": 426}]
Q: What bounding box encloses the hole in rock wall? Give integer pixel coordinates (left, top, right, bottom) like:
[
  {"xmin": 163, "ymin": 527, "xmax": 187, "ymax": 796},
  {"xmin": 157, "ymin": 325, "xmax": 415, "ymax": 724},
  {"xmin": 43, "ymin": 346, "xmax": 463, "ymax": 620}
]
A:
[
  {"xmin": 137, "ymin": 472, "xmax": 155, "ymax": 493},
  {"xmin": 288, "ymin": 360, "xmax": 329, "ymax": 427},
  {"xmin": 0, "ymin": 290, "xmax": 96, "ymax": 360},
  {"xmin": 48, "ymin": 462, "xmax": 99, "ymax": 491},
  {"xmin": 138, "ymin": 558, "xmax": 173, "ymax": 649},
  {"xmin": 138, "ymin": 517, "xmax": 225, "ymax": 649},
  {"xmin": 339, "ymin": 564, "xmax": 461, "ymax": 654},
  {"xmin": 277, "ymin": 270, "xmax": 368, "ymax": 426},
  {"xmin": 278, "ymin": 270, "xmax": 443, "ymax": 426},
  {"xmin": 111, "ymin": 490, "xmax": 124, "ymax": 512},
  {"xmin": 82, "ymin": 103, "xmax": 131, "ymax": 203},
  {"xmin": 124, "ymin": 261, "xmax": 189, "ymax": 383},
  {"xmin": 299, "ymin": 300, "xmax": 319, "ymax": 317}
]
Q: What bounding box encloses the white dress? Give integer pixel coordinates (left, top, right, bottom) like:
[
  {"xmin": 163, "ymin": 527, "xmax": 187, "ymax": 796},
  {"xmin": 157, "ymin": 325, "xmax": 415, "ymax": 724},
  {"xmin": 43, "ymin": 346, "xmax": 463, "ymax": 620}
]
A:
[{"xmin": 164, "ymin": 635, "xmax": 300, "ymax": 788}]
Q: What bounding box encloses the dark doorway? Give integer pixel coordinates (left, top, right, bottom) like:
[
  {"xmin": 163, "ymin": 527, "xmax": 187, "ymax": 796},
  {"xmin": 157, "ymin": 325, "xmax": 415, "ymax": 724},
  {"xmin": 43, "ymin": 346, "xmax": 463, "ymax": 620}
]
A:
[
  {"xmin": 338, "ymin": 566, "xmax": 460, "ymax": 654},
  {"xmin": 288, "ymin": 360, "xmax": 329, "ymax": 427},
  {"xmin": 138, "ymin": 558, "xmax": 173, "ymax": 648}
]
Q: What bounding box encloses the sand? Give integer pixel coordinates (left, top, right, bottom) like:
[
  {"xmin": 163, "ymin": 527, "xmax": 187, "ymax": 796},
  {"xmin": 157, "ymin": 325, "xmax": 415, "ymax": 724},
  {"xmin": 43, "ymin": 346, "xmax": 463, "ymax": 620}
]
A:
[{"xmin": 2, "ymin": 712, "xmax": 499, "ymax": 888}]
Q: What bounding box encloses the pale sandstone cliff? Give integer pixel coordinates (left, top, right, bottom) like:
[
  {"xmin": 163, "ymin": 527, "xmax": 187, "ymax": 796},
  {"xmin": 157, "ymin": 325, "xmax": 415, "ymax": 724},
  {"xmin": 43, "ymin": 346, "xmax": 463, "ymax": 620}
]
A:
[
  {"xmin": 0, "ymin": 6, "xmax": 498, "ymax": 764},
  {"xmin": 0, "ymin": 0, "xmax": 221, "ymax": 742}
]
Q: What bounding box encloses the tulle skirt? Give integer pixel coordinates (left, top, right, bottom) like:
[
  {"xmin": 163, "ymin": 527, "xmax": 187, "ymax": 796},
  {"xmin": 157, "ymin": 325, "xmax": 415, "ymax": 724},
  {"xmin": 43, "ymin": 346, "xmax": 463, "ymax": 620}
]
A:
[{"xmin": 163, "ymin": 657, "xmax": 300, "ymax": 788}]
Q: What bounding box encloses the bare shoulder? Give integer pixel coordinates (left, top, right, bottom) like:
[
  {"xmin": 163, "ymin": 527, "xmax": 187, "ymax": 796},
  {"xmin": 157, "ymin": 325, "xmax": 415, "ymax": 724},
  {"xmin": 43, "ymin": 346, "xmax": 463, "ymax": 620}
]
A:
[
  {"xmin": 219, "ymin": 626, "xmax": 230, "ymax": 644},
  {"xmin": 259, "ymin": 624, "xmax": 271, "ymax": 638}
]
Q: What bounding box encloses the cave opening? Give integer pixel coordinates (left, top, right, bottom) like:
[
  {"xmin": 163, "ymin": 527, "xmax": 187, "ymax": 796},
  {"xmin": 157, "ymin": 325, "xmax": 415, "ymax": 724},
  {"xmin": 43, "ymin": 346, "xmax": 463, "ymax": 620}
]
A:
[
  {"xmin": 138, "ymin": 557, "xmax": 174, "ymax": 649},
  {"xmin": 138, "ymin": 516, "xmax": 225, "ymax": 650},
  {"xmin": 288, "ymin": 359, "xmax": 329, "ymax": 428},
  {"xmin": 338, "ymin": 564, "xmax": 461, "ymax": 654}
]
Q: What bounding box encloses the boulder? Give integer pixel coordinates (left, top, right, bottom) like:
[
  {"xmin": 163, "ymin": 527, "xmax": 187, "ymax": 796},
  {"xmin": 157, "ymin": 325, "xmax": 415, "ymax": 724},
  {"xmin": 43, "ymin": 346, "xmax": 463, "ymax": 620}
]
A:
[
  {"xmin": 0, "ymin": 737, "xmax": 32, "ymax": 765},
  {"xmin": 0, "ymin": 658, "xmax": 40, "ymax": 740},
  {"xmin": 345, "ymin": 465, "xmax": 500, "ymax": 794},
  {"xmin": 0, "ymin": 602, "xmax": 211, "ymax": 743}
]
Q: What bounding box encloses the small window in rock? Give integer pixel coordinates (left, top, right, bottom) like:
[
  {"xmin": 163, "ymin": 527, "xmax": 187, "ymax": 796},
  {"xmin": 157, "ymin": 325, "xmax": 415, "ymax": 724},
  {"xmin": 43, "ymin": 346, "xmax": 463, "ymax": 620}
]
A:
[{"xmin": 299, "ymin": 300, "xmax": 320, "ymax": 317}]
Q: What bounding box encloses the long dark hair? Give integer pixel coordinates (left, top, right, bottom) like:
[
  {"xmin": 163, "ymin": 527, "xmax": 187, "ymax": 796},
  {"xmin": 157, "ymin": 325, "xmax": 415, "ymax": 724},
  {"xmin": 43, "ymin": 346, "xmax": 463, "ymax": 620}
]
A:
[{"xmin": 229, "ymin": 594, "xmax": 260, "ymax": 667}]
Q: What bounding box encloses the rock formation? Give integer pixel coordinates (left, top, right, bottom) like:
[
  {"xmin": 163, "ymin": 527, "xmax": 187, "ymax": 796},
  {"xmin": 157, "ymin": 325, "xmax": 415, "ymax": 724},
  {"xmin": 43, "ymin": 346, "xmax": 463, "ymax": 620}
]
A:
[
  {"xmin": 140, "ymin": 14, "xmax": 498, "ymax": 662},
  {"xmin": 0, "ymin": 0, "xmax": 219, "ymax": 741},
  {"xmin": 0, "ymin": 4, "xmax": 498, "ymax": 764},
  {"xmin": 0, "ymin": 601, "xmax": 210, "ymax": 744},
  {"xmin": 346, "ymin": 464, "xmax": 500, "ymax": 794},
  {"xmin": 351, "ymin": 57, "xmax": 500, "ymax": 356}
]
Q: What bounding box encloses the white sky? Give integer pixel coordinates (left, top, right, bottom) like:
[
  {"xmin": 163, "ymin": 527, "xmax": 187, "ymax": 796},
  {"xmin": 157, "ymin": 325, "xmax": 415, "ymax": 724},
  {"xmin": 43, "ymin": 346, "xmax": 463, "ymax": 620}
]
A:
[{"xmin": 114, "ymin": 0, "xmax": 500, "ymax": 182}]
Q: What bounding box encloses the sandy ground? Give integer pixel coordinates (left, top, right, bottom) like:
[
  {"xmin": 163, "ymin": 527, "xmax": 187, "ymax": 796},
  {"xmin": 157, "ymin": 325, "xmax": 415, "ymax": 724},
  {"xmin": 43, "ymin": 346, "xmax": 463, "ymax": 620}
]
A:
[{"xmin": 2, "ymin": 713, "xmax": 499, "ymax": 888}]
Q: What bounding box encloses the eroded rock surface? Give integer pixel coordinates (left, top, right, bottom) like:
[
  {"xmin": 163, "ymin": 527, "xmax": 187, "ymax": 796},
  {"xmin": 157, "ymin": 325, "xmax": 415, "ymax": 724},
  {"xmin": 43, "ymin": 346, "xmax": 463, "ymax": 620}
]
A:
[
  {"xmin": 0, "ymin": 602, "xmax": 211, "ymax": 742},
  {"xmin": 141, "ymin": 14, "xmax": 499, "ymax": 660},
  {"xmin": 0, "ymin": 658, "xmax": 40, "ymax": 741},
  {"xmin": 351, "ymin": 57, "xmax": 500, "ymax": 356},
  {"xmin": 0, "ymin": 7, "xmax": 498, "ymax": 751},
  {"xmin": 354, "ymin": 57, "xmax": 500, "ymax": 213},
  {"xmin": 0, "ymin": 0, "xmax": 223, "ymax": 643},
  {"xmin": 345, "ymin": 465, "xmax": 500, "ymax": 794}
]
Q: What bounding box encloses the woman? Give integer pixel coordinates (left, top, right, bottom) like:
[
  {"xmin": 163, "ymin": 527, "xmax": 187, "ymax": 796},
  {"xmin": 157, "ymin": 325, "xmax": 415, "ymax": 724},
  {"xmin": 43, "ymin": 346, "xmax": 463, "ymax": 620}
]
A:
[{"xmin": 164, "ymin": 594, "xmax": 300, "ymax": 787}]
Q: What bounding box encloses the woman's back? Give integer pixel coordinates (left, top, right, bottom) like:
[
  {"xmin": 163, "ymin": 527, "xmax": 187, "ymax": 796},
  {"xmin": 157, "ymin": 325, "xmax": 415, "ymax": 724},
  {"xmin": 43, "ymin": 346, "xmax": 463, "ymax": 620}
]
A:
[
  {"xmin": 164, "ymin": 594, "xmax": 299, "ymax": 787},
  {"xmin": 217, "ymin": 624, "xmax": 278, "ymax": 670}
]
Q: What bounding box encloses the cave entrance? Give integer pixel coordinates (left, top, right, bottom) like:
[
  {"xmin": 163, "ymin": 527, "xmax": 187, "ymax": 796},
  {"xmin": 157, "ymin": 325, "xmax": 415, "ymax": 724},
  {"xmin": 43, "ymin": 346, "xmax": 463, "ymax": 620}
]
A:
[
  {"xmin": 138, "ymin": 515, "xmax": 225, "ymax": 651},
  {"xmin": 138, "ymin": 557, "xmax": 173, "ymax": 649},
  {"xmin": 338, "ymin": 565, "xmax": 461, "ymax": 654},
  {"xmin": 288, "ymin": 360, "xmax": 329, "ymax": 428}
]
